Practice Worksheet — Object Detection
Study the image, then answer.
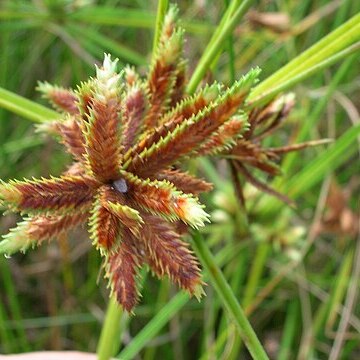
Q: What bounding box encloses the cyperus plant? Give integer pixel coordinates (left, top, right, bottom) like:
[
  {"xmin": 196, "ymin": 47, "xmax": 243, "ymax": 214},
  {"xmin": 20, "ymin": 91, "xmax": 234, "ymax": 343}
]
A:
[{"xmin": 0, "ymin": 7, "xmax": 261, "ymax": 312}]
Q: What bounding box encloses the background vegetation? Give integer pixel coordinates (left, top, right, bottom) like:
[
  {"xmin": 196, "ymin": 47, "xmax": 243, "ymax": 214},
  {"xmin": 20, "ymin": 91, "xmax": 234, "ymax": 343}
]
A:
[{"xmin": 0, "ymin": 0, "xmax": 359, "ymax": 359}]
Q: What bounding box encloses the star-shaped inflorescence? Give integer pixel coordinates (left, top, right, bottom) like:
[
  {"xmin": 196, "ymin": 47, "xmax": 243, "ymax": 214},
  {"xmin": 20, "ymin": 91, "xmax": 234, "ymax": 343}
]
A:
[
  {"xmin": 0, "ymin": 6, "xmax": 259, "ymax": 311},
  {"xmin": 0, "ymin": 6, "xmax": 324, "ymax": 311}
]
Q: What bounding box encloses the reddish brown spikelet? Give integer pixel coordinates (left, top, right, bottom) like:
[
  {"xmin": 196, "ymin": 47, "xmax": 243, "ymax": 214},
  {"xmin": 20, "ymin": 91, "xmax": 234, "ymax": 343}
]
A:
[
  {"xmin": 38, "ymin": 82, "xmax": 79, "ymax": 115},
  {"xmin": 0, "ymin": 212, "xmax": 89, "ymax": 255},
  {"xmin": 231, "ymin": 140, "xmax": 281, "ymax": 176},
  {"xmin": 144, "ymin": 29, "xmax": 184, "ymax": 128},
  {"xmin": 249, "ymin": 94, "xmax": 295, "ymax": 140},
  {"xmin": 121, "ymin": 85, "xmax": 148, "ymax": 151},
  {"xmin": 100, "ymin": 186, "xmax": 143, "ymax": 236},
  {"xmin": 76, "ymin": 80, "xmax": 95, "ymax": 119},
  {"xmin": 196, "ymin": 115, "xmax": 247, "ymax": 156},
  {"xmin": 158, "ymin": 6, "xmax": 187, "ymax": 108},
  {"xmin": 106, "ymin": 230, "xmax": 141, "ymax": 312},
  {"xmin": 125, "ymin": 175, "xmax": 181, "ymax": 221},
  {"xmin": 89, "ymin": 195, "xmax": 121, "ymax": 251},
  {"xmin": 156, "ymin": 169, "xmax": 213, "ymax": 194},
  {"xmin": 126, "ymin": 105, "xmax": 215, "ymax": 177},
  {"xmin": 124, "ymin": 66, "xmax": 139, "ymax": 88},
  {"xmin": 158, "ymin": 82, "xmax": 220, "ymax": 126},
  {"xmin": 85, "ymin": 98, "xmax": 122, "ymax": 182},
  {"xmin": 57, "ymin": 117, "xmax": 85, "ymax": 160},
  {"xmin": 159, "ymin": 5, "xmax": 178, "ymax": 45},
  {"xmin": 141, "ymin": 215, "xmax": 202, "ymax": 296},
  {"xmin": 64, "ymin": 162, "xmax": 86, "ymax": 177},
  {"xmin": 169, "ymin": 60, "xmax": 187, "ymax": 107},
  {"xmin": 122, "ymin": 172, "xmax": 209, "ymax": 228},
  {"xmin": 27, "ymin": 212, "xmax": 88, "ymax": 243},
  {"xmin": 0, "ymin": 176, "xmax": 98, "ymax": 214}
]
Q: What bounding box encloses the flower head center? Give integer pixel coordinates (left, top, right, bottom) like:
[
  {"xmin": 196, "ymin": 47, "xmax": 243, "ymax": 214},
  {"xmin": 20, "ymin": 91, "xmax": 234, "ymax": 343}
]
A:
[{"xmin": 112, "ymin": 178, "xmax": 128, "ymax": 193}]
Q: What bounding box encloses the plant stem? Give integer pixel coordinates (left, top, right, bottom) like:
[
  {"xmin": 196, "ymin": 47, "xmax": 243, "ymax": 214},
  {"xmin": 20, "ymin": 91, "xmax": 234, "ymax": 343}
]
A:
[
  {"xmin": 96, "ymin": 296, "xmax": 123, "ymax": 360},
  {"xmin": 187, "ymin": 0, "xmax": 255, "ymax": 94},
  {"xmin": 191, "ymin": 231, "xmax": 269, "ymax": 360},
  {"xmin": 0, "ymin": 259, "xmax": 30, "ymax": 351},
  {"xmin": 118, "ymin": 292, "xmax": 189, "ymax": 360},
  {"xmin": 224, "ymin": 0, "xmax": 236, "ymax": 83},
  {"xmin": 152, "ymin": 0, "xmax": 169, "ymax": 56}
]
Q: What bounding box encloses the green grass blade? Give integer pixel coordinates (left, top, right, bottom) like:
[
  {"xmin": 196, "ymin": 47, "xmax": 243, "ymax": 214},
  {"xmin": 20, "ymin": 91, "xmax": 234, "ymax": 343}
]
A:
[
  {"xmin": 277, "ymin": 301, "xmax": 300, "ymax": 360},
  {"xmin": 249, "ymin": 42, "xmax": 360, "ymax": 107},
  {"xmin": 117, "ymin": 292, "xmax": 189, "ymax": 360},
  {"xmin": 0, "ymin": 259, "xmax": 30, "ymax": 351},
  {"xmin": 281, "ymin": 55, "xmax": 356, "ymax": 174},
  {"xmin": 152, "ymin": 0, "xmax": 169, "ymax": 55},
  {"xmin": 326, "ymin": 250, "xmax": 353, "ymax": 330},
  {"xmin": 251, "ymin": 13, "xmax": 360, "ymax": 97},
  {"xmin": 69, "ymin": 6, "xmax": 213, "ymax": 34},
  {"xmin": 191, "ymin": 231, "xmax": 269, "ymax": 360},
  {"xmin": 67, "ymin": 24, "xmax": 146, "ymax": 65},
  {"xmin": 0, "ymin": 87, "xmax": 59, "ymax": 123},
  {"xmin": 187, "ymin": 0, "xmax": 255, "ymax": 94}
]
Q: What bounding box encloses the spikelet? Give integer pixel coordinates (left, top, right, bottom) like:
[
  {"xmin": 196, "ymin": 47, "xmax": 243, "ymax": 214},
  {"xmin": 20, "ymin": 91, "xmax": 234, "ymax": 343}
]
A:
[
  {"xmin": 144, "ymin": 9, "xmax": 185, "ymax": 128},
  {"xmin": 104, "ymin": 230, "xmax": 142, "ymax": 312},
  {"xmin": 0, "ymin": 213, "xmax": 87, "ymax": 255},
  {"xmin": 88, "ymin": 191, "xmax": 121, "ymax": 254},
  {"xmin": 83, "ymin": 55, "xmax": 123, "ymax": 182},
  {"xmin": 0, "ymin": 176, "xmax": 98, "ymax": 215},
  {"xmin": 121, "ymin": 83, "xmax": 148, "ymax": 151},
  {"xmin": 100, "ymin": 185, "xmax": 144, "ymax": 237},
  {"xmin": 196, "ymin": 114, "xmax": 248, "ymax": 156},
  {"xmin": 121, "ymin": 171, "xmax": 209, "ymax": 228},
  {"xmin": 37, "ymin": 82, "xmax": 79, "ymax": 115},
  {"xmin": 156, "ymin": 169, "xmax": 213, "ymax": 194},
  {"xmin": 140, "ymin": 215, "xmax": 204, "ymax": 300},
  {"xmin": 57, "ymin": 115, "xmax": 85, "ymax": 160}
]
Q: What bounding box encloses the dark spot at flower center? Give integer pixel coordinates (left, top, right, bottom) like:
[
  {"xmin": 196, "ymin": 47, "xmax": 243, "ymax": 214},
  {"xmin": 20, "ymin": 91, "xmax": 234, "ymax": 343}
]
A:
[{"xmin": 112, "ymin": 178, "xmax": 128, "ymax": 193}]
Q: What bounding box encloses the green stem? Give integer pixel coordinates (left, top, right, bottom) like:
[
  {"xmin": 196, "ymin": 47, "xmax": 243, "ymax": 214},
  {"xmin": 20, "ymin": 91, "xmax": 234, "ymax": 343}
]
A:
[
  {"xmin": 0, "ymin": 288, "xmax": 13, "ymax": 352},
  {"xmin": 191, "ymin": 231, "xmax": 269, "ymax": 360},
  {"xmin": 224, "ymin": 0, "xmax": 236, "ymax": 83},
  {"xmin": 96, "ymin": 296, "xmax": 124, "ymax": 360},
  {"xmin": 143, "ymin": 280, "xmax": 171, "ymax": 360},
  {"xmin": 0, "ymin": 87, "xmax": 59, "ymax": 123},
  {"xmin": 118, "ymin": 292, "xmax": 189, "ymax": 360},
  {"xmin": 0, "ymin": 259, "xmax": 30, "ymax": 351},
  {"xmin": 277, "ymin": 301, "xmax": 299, "ymax": 360},
  {"xmin": 222, "ymin": 242, "xmax": 271, "ymax": 360},
  {"xmin": 187, "ymin": 0, "xmax": 255, "ymax": 94},
  {"xmin": 152, "ymin": 0, "xmax": 169, "ymax": 56},
  {"xmin": 208, "ymin": 0, "xmax": 242, "ymax": 71}
]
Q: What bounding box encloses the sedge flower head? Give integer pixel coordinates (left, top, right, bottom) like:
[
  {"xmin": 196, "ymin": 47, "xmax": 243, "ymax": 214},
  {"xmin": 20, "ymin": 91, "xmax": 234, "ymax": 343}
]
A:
[{"xmin": 0, "ymin": 6, "xmax": 260, "ymax": 311}]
